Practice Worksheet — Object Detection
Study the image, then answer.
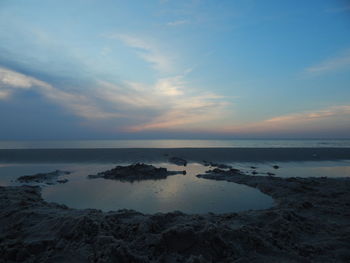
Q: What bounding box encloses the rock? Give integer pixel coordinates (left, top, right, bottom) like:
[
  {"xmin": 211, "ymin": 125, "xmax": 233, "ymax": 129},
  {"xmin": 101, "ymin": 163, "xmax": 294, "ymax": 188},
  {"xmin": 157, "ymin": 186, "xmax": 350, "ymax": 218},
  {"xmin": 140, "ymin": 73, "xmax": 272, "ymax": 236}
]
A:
[
  {"xmin": 16, "ymin": 170, "xmax": 70, "ymax": 185},
  {"xmin": 204, "ymin": 162, "xmax": 232, "ymax": 169},
  {"xmin": 272, "ymin": 165, "xmax": 279, "ymax": 169},
  {"xmin": 210, "ymin": 163, "xmax": 232, "ymax": 169},
  {"xmin": 88, "ymin": 163, "xmax": 184, "ymax": 182},
  {"xmin": 169, "ymin": 157, "xmax": 187, "ymax": 166}
]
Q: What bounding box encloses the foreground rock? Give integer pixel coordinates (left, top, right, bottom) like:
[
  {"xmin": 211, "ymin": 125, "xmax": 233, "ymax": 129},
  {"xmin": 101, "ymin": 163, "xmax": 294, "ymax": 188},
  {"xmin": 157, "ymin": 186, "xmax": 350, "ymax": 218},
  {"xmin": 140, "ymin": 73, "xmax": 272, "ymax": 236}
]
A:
[
  {"xmin": 1, "ymin": 170, "xmax": 350, "ymax": 262},
  {"xmin": 88, "ymin": 163, "xmax": 185, "ymax": 182},
  {"xmin": 16, "ymin": 170, "xmax": 70, "ymax": 185}
]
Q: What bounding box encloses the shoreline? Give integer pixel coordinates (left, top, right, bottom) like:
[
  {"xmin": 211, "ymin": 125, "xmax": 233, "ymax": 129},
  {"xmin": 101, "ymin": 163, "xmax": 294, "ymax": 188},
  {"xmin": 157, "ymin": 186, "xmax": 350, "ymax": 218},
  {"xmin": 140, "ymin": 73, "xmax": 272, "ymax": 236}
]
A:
[
  {"xmin": 1, "ymin": 170, "xmax": 349, "ymax": 262},
  {"xmin": 1, "ymin": 147, "xmax": 350, "ymax": 163}
]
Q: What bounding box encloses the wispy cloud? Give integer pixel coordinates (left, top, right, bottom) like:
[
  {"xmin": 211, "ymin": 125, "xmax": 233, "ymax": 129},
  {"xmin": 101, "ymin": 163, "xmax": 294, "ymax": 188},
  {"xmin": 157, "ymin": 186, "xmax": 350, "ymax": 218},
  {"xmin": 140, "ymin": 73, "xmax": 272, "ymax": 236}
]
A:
[
  {"xmin": 219, "ymin": 105, "xmax": 350, "ymax": 135},
  {"xmin": 96, "ymin": 74, "xmax": 229, "ymax": 132},
  {"xmin": 1, "ymin": 67, "xmax": 230, "ymax": 132},
  {"xmin": 106, "ymin": 34, "xmax": 174, "ymax": 73},
  {"xmin": 167, "ymin": 19, "xmax": 189, "ymax": 26},
  {"xmin": 325, "ymin": 5, "xmax": 350, "ymax": 13},
  {"xmin": 0, "ymin": 67, "xmax": 122, "ymax": 119},
  {"xmin": 0, "ymin": 89, "xmax": 11, "ymax": 100},
  {"xmin": 305, "ymin": 49, "xmax": 350, "ymax": 75}
]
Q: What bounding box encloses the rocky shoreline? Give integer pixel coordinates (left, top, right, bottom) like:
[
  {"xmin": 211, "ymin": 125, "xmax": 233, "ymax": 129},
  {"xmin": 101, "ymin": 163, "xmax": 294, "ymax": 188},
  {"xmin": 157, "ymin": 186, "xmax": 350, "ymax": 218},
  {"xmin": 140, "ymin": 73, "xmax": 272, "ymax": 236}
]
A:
[{"xmin": 1, "ymin": 166, "xmax": 350, "ymax": 262}]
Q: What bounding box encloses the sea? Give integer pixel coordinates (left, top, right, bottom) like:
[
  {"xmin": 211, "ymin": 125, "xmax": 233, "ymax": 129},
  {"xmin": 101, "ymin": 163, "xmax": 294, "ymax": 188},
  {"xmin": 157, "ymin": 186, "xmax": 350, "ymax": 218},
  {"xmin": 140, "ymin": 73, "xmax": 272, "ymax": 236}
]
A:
[{"xmin": 0, "ymin": 139, "xmax": 350, "ymax": 149}]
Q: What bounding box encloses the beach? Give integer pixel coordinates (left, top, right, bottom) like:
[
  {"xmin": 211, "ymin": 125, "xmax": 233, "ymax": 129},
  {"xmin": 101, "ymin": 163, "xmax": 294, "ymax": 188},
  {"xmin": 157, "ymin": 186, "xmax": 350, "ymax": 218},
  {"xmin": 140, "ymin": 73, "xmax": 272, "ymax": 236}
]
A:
[{"xmin": 0, "ymin": 148, "xmax": 350, "ymax": 262}]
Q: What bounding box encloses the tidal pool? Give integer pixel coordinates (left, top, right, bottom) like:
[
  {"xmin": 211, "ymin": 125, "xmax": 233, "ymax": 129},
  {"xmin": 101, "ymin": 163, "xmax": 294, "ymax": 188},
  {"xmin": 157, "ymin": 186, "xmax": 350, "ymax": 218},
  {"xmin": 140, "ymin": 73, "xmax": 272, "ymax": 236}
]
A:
[
  {"xmin": 0, "ymin": 162, "xmax": 274, "ymax": 214},
  {"xmin": 2, "ymin": 161, "xmax": 350, "ymax": 213}
]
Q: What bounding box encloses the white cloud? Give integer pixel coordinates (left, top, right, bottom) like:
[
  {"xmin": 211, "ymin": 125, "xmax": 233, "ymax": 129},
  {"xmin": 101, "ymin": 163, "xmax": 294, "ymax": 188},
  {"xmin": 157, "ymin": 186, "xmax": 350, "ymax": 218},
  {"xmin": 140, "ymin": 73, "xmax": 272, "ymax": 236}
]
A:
[
  {"xmin": 95, "ymin": 75, "xmax": 229, "ymax": 132},
  {"xmin": 0, "ymin": 67, "xmax": 122, "ymax": 119},
  {"xmin": 0, "ymin": 67, "xmax": 51, "ymax": 91},
  {"xmin": 1, "ymin": 67, "xmax": 230, "ymax": 132},
  {"xmin": 305, "ymin": 49, "xmax": 350, "ymax": 75},
  {"xmin": 107, "ymin": 34, "xmax": 174, "ymax": 73}
]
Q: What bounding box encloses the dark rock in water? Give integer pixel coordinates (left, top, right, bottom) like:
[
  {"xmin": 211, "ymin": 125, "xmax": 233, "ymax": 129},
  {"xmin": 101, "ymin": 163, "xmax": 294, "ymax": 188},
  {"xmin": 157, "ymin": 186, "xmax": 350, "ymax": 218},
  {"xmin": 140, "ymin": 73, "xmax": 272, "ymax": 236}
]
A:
[
  {"xmin": 88, "ymin": 163, "xmax": 184, "ymax": 182},
  {"xmin": 273, "ymin": 165, "xmax": 280, "ymax": 169},
  {"xmin": 252, "ymin": 171, "xmax": 258, "ymax": 175},
  {"xmin": 211, "ymin": 163, "xmax": 232, "ymax": 169},
  {"xmin": 267, "ymin": 172, "xmax": 275, "ymax": 176},
  {"xmin": 169, "ymin": 157, "xmax": 187, "ymax": 166},
  {"xmin": 206, "ymin": 168, "xmax": 225, "ymax": 174},
  {"xmin": 229, "ymin": 168, "xmax": 242, "ymax": 174},
  {"xmin": 203, "ymin": 160, "xmax": 211, "ymax": 166},
  {"xmin": 57, "ymin": 179, "xmax": 69, "ymax": 184},
  {"xmin": 16, "ymin": 170, "xmax": 70, "ymax": 185},
  {"xmin": 203, "ymin": 161, "xmax": 232, "ymax": 169},
  {"xmin": 205, "ymin": 167, "xmax": 243, "ymax": 175}
]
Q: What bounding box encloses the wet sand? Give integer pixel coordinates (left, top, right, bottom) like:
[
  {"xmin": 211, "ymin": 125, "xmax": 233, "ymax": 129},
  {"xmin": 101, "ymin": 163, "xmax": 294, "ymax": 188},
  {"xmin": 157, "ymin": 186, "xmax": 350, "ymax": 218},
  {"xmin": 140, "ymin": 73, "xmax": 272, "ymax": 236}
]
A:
[{"xmin": 0, "ymin": 148, "xmax": 350, "ymax": 262}]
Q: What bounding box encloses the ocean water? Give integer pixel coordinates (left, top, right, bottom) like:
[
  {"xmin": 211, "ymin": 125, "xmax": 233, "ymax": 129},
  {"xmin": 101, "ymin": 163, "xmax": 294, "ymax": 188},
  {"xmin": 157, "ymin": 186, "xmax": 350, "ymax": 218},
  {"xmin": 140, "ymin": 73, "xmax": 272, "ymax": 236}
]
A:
[{"xmin": 0, "ymin": 139, "xmax": 350, "ymax": 149}]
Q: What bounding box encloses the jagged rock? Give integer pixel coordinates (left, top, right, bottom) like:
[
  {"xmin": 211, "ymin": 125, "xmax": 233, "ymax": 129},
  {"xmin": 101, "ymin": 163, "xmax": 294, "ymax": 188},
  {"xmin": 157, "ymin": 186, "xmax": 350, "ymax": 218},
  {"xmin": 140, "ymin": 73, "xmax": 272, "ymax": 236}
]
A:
[
  {"xmin": 88, "ymin": 163, "xmax": 184, "ymax": 182},
  {"xmin": 16, "ymin": 170, "xmax": 70, "ymax": 185}
]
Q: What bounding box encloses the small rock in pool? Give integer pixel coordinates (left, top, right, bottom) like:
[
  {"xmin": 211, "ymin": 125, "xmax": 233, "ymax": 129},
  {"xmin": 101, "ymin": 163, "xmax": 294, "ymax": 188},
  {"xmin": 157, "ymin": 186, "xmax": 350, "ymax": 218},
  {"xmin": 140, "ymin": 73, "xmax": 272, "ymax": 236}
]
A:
[
  {"xmin": 88, "ymin": 163, "xmax": 184, "ymax": 182},
  {"xmin": 169, "ymin": 157, "xmax": 187, "ymax": 166},
  {"xmin": 210, "ymin": 163, "xmax": 232, "ymax": 169},
  {"xmin": 273, "ymin": 165, "xmax": 280, "ymax": 169},
  {"xmin": 267, "ymin": 172, "xmax": 275, "ymax": 176}
]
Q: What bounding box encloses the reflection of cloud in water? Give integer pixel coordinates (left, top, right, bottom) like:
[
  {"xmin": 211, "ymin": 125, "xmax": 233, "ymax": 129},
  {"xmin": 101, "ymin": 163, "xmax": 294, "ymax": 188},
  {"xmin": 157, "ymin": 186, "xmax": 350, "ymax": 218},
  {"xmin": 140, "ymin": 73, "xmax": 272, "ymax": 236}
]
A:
[{"xmin": 6, "ymin": 161, "xmax": 350, "ymax": 213}]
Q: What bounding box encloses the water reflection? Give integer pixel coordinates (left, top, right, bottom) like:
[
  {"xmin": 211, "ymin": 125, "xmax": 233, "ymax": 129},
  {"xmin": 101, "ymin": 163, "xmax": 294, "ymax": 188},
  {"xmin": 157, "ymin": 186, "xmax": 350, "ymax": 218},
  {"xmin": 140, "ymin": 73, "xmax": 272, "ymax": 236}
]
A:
[
  {"xmin": 229, "ymin": 160, "xmax": 350, "ymax": 178},
  {"xmin": 0, "ymin": 162, "xmax": 273, "ymax": 214},
  {"xmin": 1, "ymin": 160, "xmax": 349, "ymax": 214}
]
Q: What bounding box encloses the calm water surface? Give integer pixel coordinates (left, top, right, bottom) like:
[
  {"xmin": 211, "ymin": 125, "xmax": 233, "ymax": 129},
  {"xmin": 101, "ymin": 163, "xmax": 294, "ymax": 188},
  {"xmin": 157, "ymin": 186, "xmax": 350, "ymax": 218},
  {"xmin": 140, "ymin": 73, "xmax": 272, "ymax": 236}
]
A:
[
  {"xmin": 0, "ymin": 162, "xmax": 274, "ymax": 213},
  {"xmin": 1, "ymin": 160, "xmax": 350, "ymax": 213}
]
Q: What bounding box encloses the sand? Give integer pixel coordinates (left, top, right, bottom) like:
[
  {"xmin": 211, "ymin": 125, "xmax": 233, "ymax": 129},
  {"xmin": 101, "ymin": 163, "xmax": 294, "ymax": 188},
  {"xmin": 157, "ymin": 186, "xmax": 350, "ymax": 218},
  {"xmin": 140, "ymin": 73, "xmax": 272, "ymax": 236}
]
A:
[{"xmin": 0, "ymin": 148, "xmax": 350, "ymax": 262}]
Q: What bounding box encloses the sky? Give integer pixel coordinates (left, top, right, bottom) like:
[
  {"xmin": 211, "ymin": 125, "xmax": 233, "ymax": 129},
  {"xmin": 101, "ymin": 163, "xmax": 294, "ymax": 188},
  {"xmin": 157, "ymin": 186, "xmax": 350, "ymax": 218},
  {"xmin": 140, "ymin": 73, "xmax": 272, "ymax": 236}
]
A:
[{"xmin": 0, "ymin": 0, "xmax": 350, "ymax": 140}]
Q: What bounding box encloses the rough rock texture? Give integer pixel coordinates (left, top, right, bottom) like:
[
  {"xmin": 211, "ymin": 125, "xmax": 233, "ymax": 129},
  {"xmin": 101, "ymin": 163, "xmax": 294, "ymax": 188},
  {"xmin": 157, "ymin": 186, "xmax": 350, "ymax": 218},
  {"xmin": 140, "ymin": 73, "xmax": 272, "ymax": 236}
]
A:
[
  {"xmin": 16, "ymin": 170, "xmax": 70, "ymax": 185},
  {"xmin": 202, "ymin": 161, "xmax": 232, "ymax": 169},
  {"xmin": 88, "ymin": 163, "xmax": 185, "ymax": 182},
  {"xmin": 1, "ymin": 170, "xmax": 350, "ymax": 262}
]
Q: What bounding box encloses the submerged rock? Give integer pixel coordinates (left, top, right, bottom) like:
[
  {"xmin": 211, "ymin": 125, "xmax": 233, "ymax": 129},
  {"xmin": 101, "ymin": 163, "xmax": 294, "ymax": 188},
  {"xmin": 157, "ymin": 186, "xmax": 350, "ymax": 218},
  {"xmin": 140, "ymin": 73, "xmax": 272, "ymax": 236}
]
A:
[
  {"xmin": 202, "ymin": 161, "xmax": 232, "ymax": 169},
  {"xmin": 16, "ymin": 170, "xmax": 70, "ymax": 185},
  {"xmin": 88, "ymin": 163, "xmax": 185, "ymax": 182},
  {"xmin": 210, "ymin": 163, "xmax": 233, "ymax": 169},
  {"xmin": 204, "ymin": 167, "xmax": 243, "ymax": 176},
  {"xmin": 169, "ymin": 157, "xmax": 187, "ymax": 166}
]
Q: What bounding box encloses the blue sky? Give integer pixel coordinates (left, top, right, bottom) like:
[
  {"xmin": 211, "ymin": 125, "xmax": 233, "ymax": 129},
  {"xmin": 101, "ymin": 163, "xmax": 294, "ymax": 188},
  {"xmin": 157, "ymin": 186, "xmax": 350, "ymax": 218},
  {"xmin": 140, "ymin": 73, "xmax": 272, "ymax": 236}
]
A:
[{"xmin": 0, "ymin": 0, "xmax": 350, "ymax": 139}]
